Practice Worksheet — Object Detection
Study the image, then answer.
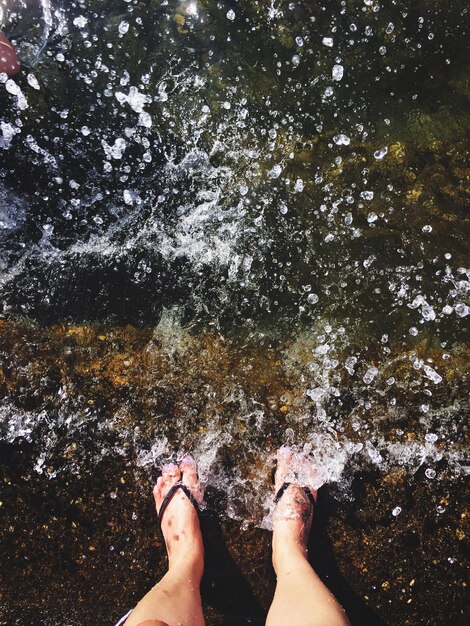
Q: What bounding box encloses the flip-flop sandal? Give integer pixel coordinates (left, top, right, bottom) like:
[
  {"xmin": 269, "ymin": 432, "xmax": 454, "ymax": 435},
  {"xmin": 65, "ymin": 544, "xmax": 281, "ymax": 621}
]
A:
[
  {"xmin": 157, "ymin": 482, "xmax": 200, "ymax": 528},
  {"xmin": 274, "ymin": 481, "xmax": 317, "ymax": 509}
]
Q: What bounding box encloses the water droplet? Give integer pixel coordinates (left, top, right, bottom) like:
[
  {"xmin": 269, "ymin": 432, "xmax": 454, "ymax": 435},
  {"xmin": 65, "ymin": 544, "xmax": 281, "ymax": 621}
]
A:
[
  {"xmin": 408, "ymin": 295, "xmax": 424, "ymax": 310},
  {"xmin": 421, "ymin": 304, "xmax": 435, "ymax": 321},
  {"xmin": 26, "ymin": 74, "xmax": 40, "ymax": 90},
  {"xmin": 333, "ymin": 133, "xmax": 350, "ymax": 145},
  {"xmin": 455, "ymin": 303, "xmax": 469, "ymax": 317},
  {"xmin": 374, "ymin": 146, "xmax": 388, "ymax": 160},
  {"xmin": 268, "ymin": 164, "xmax": 283, "ymax": 179},
  {"xmin": 332, "ymin": 64, "xmax": 344, "ymax": 81},
  {"xmin": 123, "ymin": 190, "xmax": 134, "ymax": 205},
  {"xmin": 139, "ymin": 111, "xmax": 152, "ymax": 128},
  {"xmin": 422, "ymin": 364, "xmax": 442, "ymax": 384},
  {"xmin": 226, "ymin": 9, "xmax": 236, "ymax": 21},
  {"xmin": 345, "ymin": 357, "xmax": 357, "ymax": 375},
  {"xmin": 73, "ymin": 15, "xmax": 88, "ymax": 28},
  {"xmin": 363, "ymin": 367, "xmax": 379, "ymax": 384}
]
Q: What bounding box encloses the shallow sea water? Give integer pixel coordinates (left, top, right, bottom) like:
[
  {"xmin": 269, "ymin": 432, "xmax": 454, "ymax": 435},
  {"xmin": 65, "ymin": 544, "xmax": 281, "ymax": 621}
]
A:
[{"xmin": 0, "ymin": 1, "xmax": 469, "ymax": 624}]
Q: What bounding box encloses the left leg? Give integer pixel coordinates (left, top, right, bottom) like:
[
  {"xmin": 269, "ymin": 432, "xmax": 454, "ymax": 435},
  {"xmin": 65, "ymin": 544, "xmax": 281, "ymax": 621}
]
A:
[{"xmin": 123, "ymin": 457, "xmax": 205, "ymax": 626}]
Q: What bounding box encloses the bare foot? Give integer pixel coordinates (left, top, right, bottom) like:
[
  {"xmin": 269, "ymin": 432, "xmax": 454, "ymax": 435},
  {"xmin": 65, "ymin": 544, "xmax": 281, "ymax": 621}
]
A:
[
  {"xmin": 153, "ymin": 456, "xmax": 204, "ymax": 578},
  {"xmin": 272, "ymin": 446, "xmax": 317, "ymax": 573}
]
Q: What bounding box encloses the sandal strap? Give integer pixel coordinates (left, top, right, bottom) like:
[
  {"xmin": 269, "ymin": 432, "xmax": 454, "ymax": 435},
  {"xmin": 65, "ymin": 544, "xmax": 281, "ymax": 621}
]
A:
[
  {"xmin": 157, "ymin": 482, "xmax": 199, "ymax": 527},
  {"xmin": 274, "ymin": 481, "xmax": 316, "ymax": 508}
]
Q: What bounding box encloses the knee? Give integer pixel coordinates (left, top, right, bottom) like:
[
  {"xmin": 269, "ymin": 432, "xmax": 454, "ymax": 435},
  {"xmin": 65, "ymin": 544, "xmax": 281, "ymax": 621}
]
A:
[{"xmin": 0, "ymin": 32, "xmax": 20, "ymax": 76}]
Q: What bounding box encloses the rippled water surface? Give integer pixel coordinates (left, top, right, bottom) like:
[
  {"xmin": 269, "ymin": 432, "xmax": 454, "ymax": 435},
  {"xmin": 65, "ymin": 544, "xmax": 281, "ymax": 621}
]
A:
[{"xmin": 1, "ymin": 1, "xmax": 469, "ymax": 624}]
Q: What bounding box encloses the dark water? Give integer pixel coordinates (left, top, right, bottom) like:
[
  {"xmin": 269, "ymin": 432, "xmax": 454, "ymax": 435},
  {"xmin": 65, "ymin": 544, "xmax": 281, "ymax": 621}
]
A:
[{"xmin": 0, "ymin": 1, "xmax": 469, "ymax": 624}]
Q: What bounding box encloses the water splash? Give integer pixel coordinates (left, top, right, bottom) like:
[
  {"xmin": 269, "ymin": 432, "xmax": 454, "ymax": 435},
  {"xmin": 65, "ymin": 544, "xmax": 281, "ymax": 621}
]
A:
[{"xmin": 0, "ymin": 0, "xmax": 469, "ymax": 530}]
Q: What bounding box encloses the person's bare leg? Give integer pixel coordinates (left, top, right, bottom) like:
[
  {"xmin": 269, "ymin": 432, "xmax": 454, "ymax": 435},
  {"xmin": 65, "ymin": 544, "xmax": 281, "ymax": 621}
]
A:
[
  {"xmin": 124, "ymin": 456, "xmax": 205, "ymax": 626},
  {"xmin": 266, "ymin": 447, "xmax": 350, "ymax": 626}
]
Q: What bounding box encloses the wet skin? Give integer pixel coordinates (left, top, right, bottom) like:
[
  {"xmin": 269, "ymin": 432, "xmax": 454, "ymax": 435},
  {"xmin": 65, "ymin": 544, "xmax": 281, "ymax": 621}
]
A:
[{"xmin": 0, "ymin": 32, "xmax": 20, "ymax": 76}]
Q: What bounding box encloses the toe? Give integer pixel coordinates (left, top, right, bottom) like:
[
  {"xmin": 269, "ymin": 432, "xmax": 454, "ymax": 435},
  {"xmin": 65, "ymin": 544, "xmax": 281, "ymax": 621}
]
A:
[
  {"xmin": 153, "ymin": 479, "xmax": 162, "ymax": 496},
  {"xmin": 303, "ymin": 457, "xmax": 319, "ymax": 501},
  {"xmin": 153, "ymin": 463, "xmax": 181, "ymax": 510},
  {"xmin": 180, "ymin": 455, "xmax": 203, "ymax": 504},
  {"xmin": 162, "ymin": 462, "xmax": 181, "ymax": 484},
  {"xmin": 275, "ymin": 446, "xmax": 294, "ymax": 492},
  {"xmin": 153, "ymin": 475, "xmax": 167, "ymax": 510},
  {"xmin": 180, "ymin": 455, "xmax": 197, "ymax": 478}
]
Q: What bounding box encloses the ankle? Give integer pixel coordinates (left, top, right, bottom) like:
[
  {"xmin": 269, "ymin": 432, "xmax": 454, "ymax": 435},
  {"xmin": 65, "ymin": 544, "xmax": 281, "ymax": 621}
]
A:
[
  {"xmin": 167, "ymin": 533, "xmax": 204, "ymax": 573},
  {"xmin": 272, "ymin": 544, "xmax": 309, "ymax": 576},
  {"xmin": 272, "ymin": 527, "xmax": 309, "ymax": 575},
  {"xmin": 168, "ymin": 550, "xmax": 204, "ymax": 581}
]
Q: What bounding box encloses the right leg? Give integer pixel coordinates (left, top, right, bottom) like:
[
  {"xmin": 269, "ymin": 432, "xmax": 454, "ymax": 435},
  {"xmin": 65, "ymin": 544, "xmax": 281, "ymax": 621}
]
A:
[{"xmin": 266, "ymin": 449, "xmax": 350, "ymax": 626}]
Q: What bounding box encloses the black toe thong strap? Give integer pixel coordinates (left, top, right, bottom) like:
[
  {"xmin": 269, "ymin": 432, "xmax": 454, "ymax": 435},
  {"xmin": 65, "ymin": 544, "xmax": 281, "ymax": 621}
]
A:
[
  {"xmin": 157, "ymin": 482, "xmax": 200, "ymax": 527},
  {"xmin": 274, "ymin": 481, "xmax": 316, "ymax": 508}
]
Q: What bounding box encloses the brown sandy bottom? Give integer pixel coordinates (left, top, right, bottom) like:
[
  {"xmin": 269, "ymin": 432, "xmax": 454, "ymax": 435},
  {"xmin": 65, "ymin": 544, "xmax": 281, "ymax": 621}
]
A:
[
  {"xmin": 1, "ymin": 1, "xmax": 470, "ymax": 623},
  {"xmin": 0, "ymin": 320, "xmax": 469, "ymax": 625},
  {"xmin": 0, "ymin": 453, "xmax": 468, "ymax": 626}
]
